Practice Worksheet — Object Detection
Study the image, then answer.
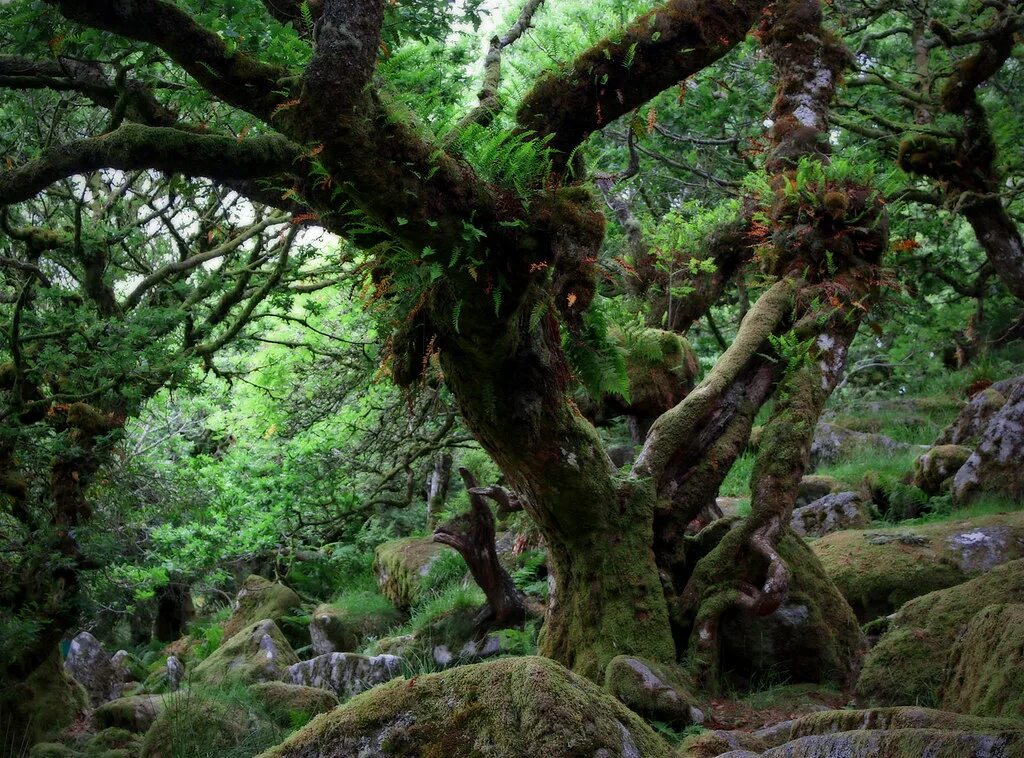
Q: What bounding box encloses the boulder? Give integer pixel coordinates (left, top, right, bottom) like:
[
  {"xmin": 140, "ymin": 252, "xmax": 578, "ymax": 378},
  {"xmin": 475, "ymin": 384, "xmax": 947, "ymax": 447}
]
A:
[
  {"xmin": 373, "ymin": 536, "xmax": 445, "ymax": 609},
  {"xmin": 941, "ymin": 603, "xmax": 1024, "ymax": 719},
  {"xmin": 110, "ymin": 649, "xmax": 147, "ymax": 686},
  {"xmin": 1, "ymin": 647, "xmax": 88, "ymax": 745},
  {"xmin": 83, "ymin": 727, "xmax": 143, "ymax": 755},
  {"xmin": 308, "ymin": 594, "xmax": 400, "ymax": 655},
  {"xmin": 810, "ymin": 422, "xmax": 923, "ymax": 469},
  {"xmin": 604, "ymin": 655, "xmax": 703, "ymax": 728},
  {"xmin": 93, "ymin": 694, "xmax": 164, "ymax": 733},
  {"xmin": 258, "ymin": 656, "xmax": 673, "ymax": 758},
  {"xmin": 140, "ymin": 691, "xmax": 278, "ymax": 758},
  {"xmin": 795, "ymin": 475, "xmax": 843, "ymax": 507},
  {"xmin": 953, "ymin": 381, "xmax": 1024, "ymax": 503},
  {"xmin": 790, "ymin": 491, "xmax": 871, "ymax": 538},
  {"xmin": 221, "ymin": 575, "xmax": 301, "ymax": 642},
  {"xmin": 719, "ymin": 532, "xmax": 864, "ymax": 688},
  {"xmin": 284, "ymin": 652, "xmax": 402, "ymax": 700},
  {"xmin": 812, "ymin": 512, "xmax": 1024, "ymax": 622},
  {"xmin": 165, "ymin": 655, "xmax": 184, "ymax": 691},
  {"xmin": 192, "ymin": 619, "xmax": 299, "ymax": 686},
  {"xmin": 66, "ymin": 631, "xmax": 121, "ymax": 706},
  {"xmin": 935, "ymin": 387, "xmax": 1007, "ymax": 446},
  {"xmin": 857, "ymin": 559, "xmax": 1024, "ymax": 706},
  {"xmin": 913, "ymin": 444, "xmax": 973, "ymax": 495},
  {"xmin": 248, "ymin": 681, "xmax": 339, "ymax": 726}
]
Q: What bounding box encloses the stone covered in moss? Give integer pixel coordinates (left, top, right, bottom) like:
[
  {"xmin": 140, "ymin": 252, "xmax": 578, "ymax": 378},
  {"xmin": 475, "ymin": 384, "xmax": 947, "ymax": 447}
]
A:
[
  {"xmin": 248, "ymin": 681, "xmax": 339, "ymax": 726},
  {"xmin": 604, "ymin": 655, "xmax": 702, "ymax": 728},
  {"xmin": 82, "ymin": 727, "xmax": 142, "ymax": 756},
  {"xmin": 790, "ymin": 491, "xmax": 871, "ymax": 538},
  {"xmin": 192, "ymin": 619, "xmax": 299, "ymax": 686},
  {"xmin": 913, "ymin": 444, "xmax": 972, "ymax": 496},
  {"xmin": 719, "ymin": 531, "xmax": 864, "ymax": 688},
  {"xmin": 110, "ymin": 650, "xmax": 148, "ymax": 687},
  {"xmin": 2, "ymin": 647, "xmax": 88, "ymax": 745},
  {"xmin": 941, "ymin": 603, "xmax": 1024, "ymax": 719},
  {"xmin": 221, "ymin": 575, "xmax": 301, "ymax": 641},
  {"xmin": 795, "ymin": 474, "xmax": 843, "ymax": 506},
  {"xmin": 284, "ymin": 652, "xmax": 402, "ymax": 700},
  {"xmin": 139, "ymin": 691, "xmax": 273, "ymax": 758},
  {"xmin": 373, "ymin": 536, "xmax": 444, "ymax": 609},
  {"xmin": 93, "ymin": 694, "xmax": 164, "ymax": 733},
  {"xmin": 66, "ymin": 631, "xmax": 121, "ymax": 706},
  {"xmin": 812, "ymin": 513, "xmax": 1024, "ymax": 622},
  {"xmin": 309, "ymin": 595, "xmax": 401, "ymax": 655},
  {"xmin": 857, "ymin": 559, "xmax": 1024, "ymax": 706},
  {"xmin": 259, "ymin": 656, "xmax": 673, "ymax": 758},
  {"xmin": 810, "ymin": 422, "xmax": 921, "ymax": 469},
  {"xmin": 953, "ymin": 381, "xmax": 1024, "ymax": 503},
  {"xmin": 28, "ymin": 745, "xmax": 78, "ymax": 758},
  {"xmin": 935, "ymin": 387, "xmax": 1006, "ymax": 446}
]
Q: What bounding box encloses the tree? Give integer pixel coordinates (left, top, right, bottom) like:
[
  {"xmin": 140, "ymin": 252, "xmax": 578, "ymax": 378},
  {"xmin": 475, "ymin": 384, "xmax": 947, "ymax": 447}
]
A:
[{"xmin": 1, "ymin": 0, "xmax": 889, "ymax": 688}]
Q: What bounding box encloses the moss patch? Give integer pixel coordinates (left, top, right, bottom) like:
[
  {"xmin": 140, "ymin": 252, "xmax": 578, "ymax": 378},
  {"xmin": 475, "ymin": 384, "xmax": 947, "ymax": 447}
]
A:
[
  {"xmin": 310, "ymin": 592, "xmax": 401, "ymax": 654},
  {"xmin": 192, "ymin": 619, "xmax": 299, "ymax": 686},
  {"xmin": 857, "ymin": 559, "xmax": 1024, "ymax": 706},
  {"xmin": 604, "ymin": 655, "xmax": 700, "ymax": 728},
  {"xmin": 83, "ymin": 728, "xmax": 142, "ymax": 756},
  {"xmin": 93, "ymin": 695, "xmax": 164, "ymax": 733},
  {"xmin": 221, "ymin": 575, "xmax": 301, "ymax": 641},
  {"xmin": 373, "ymin": 537, "xmax": 446, "ymax": 609},
  {"xmin": 1, "ymin": 647, "xmax": 88, "ymax": 746},
  {"xmin": 941, "ymin": 603, "xmax": 1024, "ymax": 719},
  {"xmin": 258, "ymin": 656, "xmax": 672, "ymax": 758},
  {"xmin": 248, "ymin": 681, "xmax": 339, "ymax": 726}
]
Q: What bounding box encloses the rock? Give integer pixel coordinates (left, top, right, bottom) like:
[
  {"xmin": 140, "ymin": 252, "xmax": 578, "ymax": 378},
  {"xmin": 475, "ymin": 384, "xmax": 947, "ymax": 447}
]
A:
[
  {"xmin": 790, "ymin": 491, "xmax": 871, "ymax": 538},
  {"xmin": 607, "ymin": 444, "xmax": 636, "ymax": 468},
  {"xmin": 258, "ymin": 656, "xmax": 673, "ymax": 758},
  {"xmin": 140, "ymin": 691, "xmax": 277, "ymax": 758},
  {"xmin": 165, "ymin": 655, "xmax": 184, "ymax": 691},
  {"xmin": 941, "ymin": 603, "xmax": 1024, "ymax": 719},
  {"xmin": 604, "ymin": 655, "xmax": 702, "ymax": 728},
  {"xmin": 913, "ymin": 444, "xmax": 973, "ymax": 495},
  {"xmin": 810, "ymin": 422, "xmax": 923, "ymax": 469},
  {"xmin": 812, "ymin": 513, "xmax": 1024, "ymax": 622},
  {"xmin": 308, "ymin": 595, "xmax": 401, "ymax": 655},
  {"xmin": 373, "ymin": 536, "xmax": 445, "ymax": 609},
  {"xmin": 66, "ymin": 631, "xmax": 121, "ymax": 706},
  {"xmin": 247, "ymin": 681, "xmax": 339, "ymax": 726},
  {"xmin": 953, "ymin": 381, "xmax": 1024, "ymax": 503},
  {"xmin": 857, "ymin": 559, "xmax": 1024, "ymax": 706},
  {"xmin": 715, "ymin": 497, "xmax": 747, "ymax": 518},
  {"xmin": 221, "ymin": 575, "xmax": 301, "ymax": 642},
  {"xmin": 795, "ymin": 475, "xmax": 843, "ymax": 507},
  {"xmin": 192, "ymin": 619, "xmax": 299, "ymax": 686},
  {"xmin": 1, "ymin": 647, "xmax": 88, "ymax": 745},
  {"xmin": 110, "ymin": 649, "xmax": 147, "ymax": 686},
  {"xmin": 284, "ymin": 652, "xmax": 402, "ymax": 700},
  {"xmin": 93, "ymin": 694, "xmax": 165, "ymax": 732},
  {"xmin": 719, "ymin": 531, "xmax": 864, "ymax": 688},
  {"xmin": 935, "ymin": 387, "xmax": 1007, "ymax": 446},
  {"xmin": 84, "ymin": 727, "xmax": 143, "ymax": 755}
]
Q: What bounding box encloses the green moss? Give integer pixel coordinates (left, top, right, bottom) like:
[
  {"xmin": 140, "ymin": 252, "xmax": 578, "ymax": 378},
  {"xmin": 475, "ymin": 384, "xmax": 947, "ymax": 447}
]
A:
[
  {"xmin": 192, "ymin": 619, "xmax": 299, "ymax": 686},
  {"xmin": 1, "ymin": 647, "xmax": 88, "ymax": 746},
  {"xmin": 93, "ymin": 695, "xmax": 164, "ymax": 733},
  {"xmin": 82, "ymin": 728, "xmax": 141, "ymax": 756},
  {"xmin": 247, "ymin": 682, "xmax": 339, "ymax": 726},
  {"xmin": 857, "ymin": 559, "xmax": 1024, "ymax": 706},
  {"xmin": 310, "ymin": 592, "xmax": 402, "ymax": 653},
  {"xmin": 604, "ymin": 655, "xmax": 699, "ymax": 728},
  {"xmin": 813, "ymin": 512, "xmax": 1024, "ymax": 622},
  {"xmin": 221, "ymin": 576, "xmax": 301, "ymax": 641},
  {"xmin": 941, "ymin": 603, "xmax": 1024, "ymax": 719},
  {"xmin": 28, "ymin": 745, "xmax": 78, "ymax": 758},
  {"xmin": 373, "ymin": 537, "xmax": 446, "ymax": 609},
  {"xmin": 257, "ymin": 656, "xmax": 673, "ymax": 758}
]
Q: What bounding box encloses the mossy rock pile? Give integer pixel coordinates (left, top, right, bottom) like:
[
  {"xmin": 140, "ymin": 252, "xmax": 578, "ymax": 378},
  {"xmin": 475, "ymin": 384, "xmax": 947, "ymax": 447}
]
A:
[
  {"xmin": 258, "ymin": 656, "xmax": 673, "ymax": 758},
  {"xmin": 373, "ymin": 537, "xmax": 445, "ymax": 609},
  {"xmin": 93, "ymin": 694, "xmax": 164, "ymax": 733},
  {"xmin": 0, "ymin": 647, "xmax": 88, "ymax": 746},
  {"xmin": 192, "ymin": 619, "xmax": 299, "ymax": 686},
  {"xmin": 857, "ymin": 559, "xmax": 1024, "ymax": 708},
  {"xmin": 309, "ymin": 594, "xmax": 401, "ymax": 654},
  {"xmin": 221, "ymin": 575, "xmax": 301, "ymax": 641},
  {"xmin": 941, "ymin": 603, "xmax": 1024, "ymax": 719},
  {"xmin": 812, "ymin": 512, "xmax": 1024, "ymax": 622}
]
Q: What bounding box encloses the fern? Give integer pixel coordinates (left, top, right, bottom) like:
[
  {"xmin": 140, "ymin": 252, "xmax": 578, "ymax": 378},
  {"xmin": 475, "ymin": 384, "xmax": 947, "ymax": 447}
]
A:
[{"xmin": 562, "ymin": 296, "xmax": 629, "ymax": 402}]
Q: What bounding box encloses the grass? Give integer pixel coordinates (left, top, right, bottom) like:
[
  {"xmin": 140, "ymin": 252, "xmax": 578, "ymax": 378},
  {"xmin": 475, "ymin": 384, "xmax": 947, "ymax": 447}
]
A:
[{"xmin": 720, "ymin": 452, "xmax": 756, "ymax": 498}]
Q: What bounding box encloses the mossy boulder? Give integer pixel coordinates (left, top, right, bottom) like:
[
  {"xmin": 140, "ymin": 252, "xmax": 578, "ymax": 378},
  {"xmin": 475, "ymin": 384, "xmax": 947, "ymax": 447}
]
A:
[
  {"xmin": 913, "ymin": 444, "xmax": 973, "ymax": 496},
  {"xmin": 604, "ymin": 655, "xmax": 702, "ymax": 728},
  {"xmin": 1, "ymin": 647, "xmax": 88, "ymax": 745},
  {"xmin": 953, "ymin": 381, "xmax": 1024, "ymax": 503},
  {"xmin": 857, "ymin": 559, "xmax": 1024, "ymax": 707},
  {"xmin": 221, "ymin": 575, "xmax": 301, "ymax": 642},
  {"xmin": 93, "ymin": 695, "xmax": 164, "ymax": 733},
  {"xmin": 139, "ymin": 691, "xmax": 280, "ymax": 758},
  {"xmin": 941, "ymin": 603, "xmax": 1024, "ymax": 719},
  {"xmin": 309, "ymin": 595, "xmax": 401, "ymax": 655},
  {"xmin": 258, "ymin": 656, "xmax": 673, "ymax": 758},
  {"xmin": 935, "ymin": 387, "xmax": 1007, "ymax": 446},
  {"xmin": 373, "ymin": 537, "xmax": 445, "ymax": 609},
  {"xmin": 192, "ymin": 619, "xmax": 299, "ymax": 686},
  {"xmin": 83, "ymin": 727, "xmax": 142, "ymax": 756},
  {"xmin": 248, "ymin": 681, "xmax": 339, "ymax": 726},
  {"xmin": 719, "ymin": 531, "xmax": 865, "ymax": 688},
  {"xmin": 109, "ymin": 651, "xmax": 148, "ymax": 688},
  {"xmin": 810, "ymin": 422, "xmax": 923, "ymax": 469},
  {"xmin": 66, "ymin": 631, "xmax": 122, "ymax": 706},
  {"xmin": 790, "ymin": 491, "xmax": 871, "ymax": 538},
  {"xmin": 29, "ymin": 745, "xmax": 78, "ymax": 758},
  {"xmin": 795, "ymin": 474, "xmax": 844, "ymax": 506},
  {"xmin": 616, "ymin": 328, "xmax": 699, "ymax": 419},
  {"xmin": 812, "ymin": 512, "xmax": 1024, "ymax": 622}
]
